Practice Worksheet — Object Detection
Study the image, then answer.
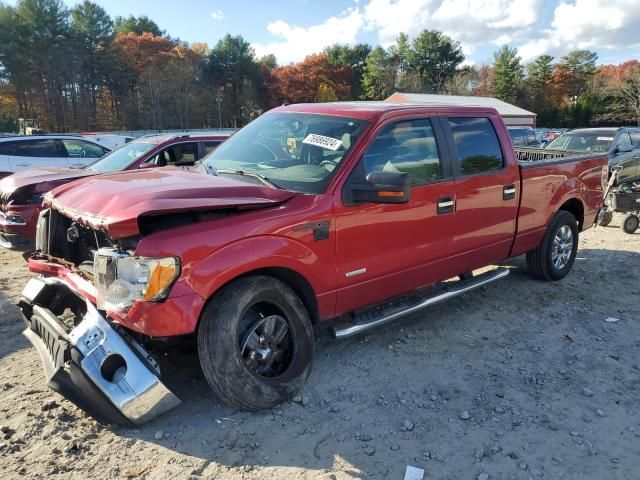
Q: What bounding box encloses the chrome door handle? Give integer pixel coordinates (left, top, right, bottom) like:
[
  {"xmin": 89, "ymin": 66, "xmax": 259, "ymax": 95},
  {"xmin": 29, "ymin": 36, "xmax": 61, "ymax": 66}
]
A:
[
  {"xmin": 437, "ymin": 196, "xmax": 455, "ymax": 214},
  {"xmin": 503, "ymin": 184, "xmax": 516, "ymax": 200}
]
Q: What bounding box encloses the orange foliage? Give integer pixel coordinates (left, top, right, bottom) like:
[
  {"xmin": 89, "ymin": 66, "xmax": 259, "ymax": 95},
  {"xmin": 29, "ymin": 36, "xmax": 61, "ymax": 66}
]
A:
[
  {"xmin": 263, "ymin": 53, "xmax": 352, "ymax": 108},
  {"xmin": 597, "ymin": 60, "xmax": 640, "ymax": 88},
  {"xmin": 112, "ymin": 32, "xmax": 176, "ymax": 76}
]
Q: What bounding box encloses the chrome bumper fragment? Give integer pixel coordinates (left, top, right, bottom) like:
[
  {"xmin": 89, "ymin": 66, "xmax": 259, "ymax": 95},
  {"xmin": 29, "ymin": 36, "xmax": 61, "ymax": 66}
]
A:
[{"xmin": 19, "ymin": 277, "xmax": 181, "ymax": 425}]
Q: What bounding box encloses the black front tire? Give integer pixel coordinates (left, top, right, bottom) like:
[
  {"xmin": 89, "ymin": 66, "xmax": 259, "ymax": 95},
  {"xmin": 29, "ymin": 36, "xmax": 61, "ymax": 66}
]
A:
[
  {"xmin": 197, "ymin": 275, "xmax": 314, "ymax": 410},
  {"xmin": 526, "ymin": 210, "xmax": 579, "ymax": 281},
  {"xmin": 622, "ymin": 214, "xmax": 639, "ymax": 234}
]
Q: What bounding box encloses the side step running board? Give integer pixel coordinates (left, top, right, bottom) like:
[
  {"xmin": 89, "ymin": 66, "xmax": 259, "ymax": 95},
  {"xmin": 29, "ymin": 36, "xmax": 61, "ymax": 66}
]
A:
[{"xmin": 331, "ymin": 267, "xmax": 510, "ymax": 339}]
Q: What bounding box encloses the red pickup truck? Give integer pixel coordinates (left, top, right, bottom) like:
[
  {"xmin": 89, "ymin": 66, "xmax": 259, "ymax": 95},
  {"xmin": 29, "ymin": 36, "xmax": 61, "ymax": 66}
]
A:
[
  {"xmin": 0, "ymin": 133, "xmax": 230, "ymax": 251},
  {"xmin": 19, "ymin": 103, "xmax": 607, "ymax": 424}
]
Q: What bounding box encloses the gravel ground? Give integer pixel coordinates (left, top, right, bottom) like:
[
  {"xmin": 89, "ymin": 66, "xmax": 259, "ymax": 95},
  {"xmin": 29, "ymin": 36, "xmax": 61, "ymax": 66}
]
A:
[{"xmin": 0, "ymin": 216, "xmax": 639, "ymax": 480}]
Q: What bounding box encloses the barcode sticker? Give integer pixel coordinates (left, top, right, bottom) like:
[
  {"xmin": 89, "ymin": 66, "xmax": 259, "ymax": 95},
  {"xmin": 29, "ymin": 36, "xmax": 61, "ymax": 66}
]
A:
[{"xmin": 302, "ymin": 134, "xmax": 343, "ymax": 151}]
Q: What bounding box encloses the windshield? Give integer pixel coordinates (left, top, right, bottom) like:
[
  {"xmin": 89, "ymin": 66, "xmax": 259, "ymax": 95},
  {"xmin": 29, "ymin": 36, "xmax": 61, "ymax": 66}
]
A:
[
  {"xmin": 546, "ymin": 131, "xmax": 614, "ymax": 153},
  {"xmin": 201, "ymin": 112, "xmax": 369, "ymax": 193},
  {"xmin": 86, "ymin": 141, "xmax": 155, "ymax": 173}
]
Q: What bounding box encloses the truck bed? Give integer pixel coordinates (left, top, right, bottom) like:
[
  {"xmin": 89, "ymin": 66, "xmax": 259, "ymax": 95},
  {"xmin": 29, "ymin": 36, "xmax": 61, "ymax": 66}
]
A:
[
  {"xmin": 511, "ymin": 148, "xmax": 607, "ymax": 257},
  {"xmin": 514, "ymin": 146, "xmax": 604, "ymax": 165}
]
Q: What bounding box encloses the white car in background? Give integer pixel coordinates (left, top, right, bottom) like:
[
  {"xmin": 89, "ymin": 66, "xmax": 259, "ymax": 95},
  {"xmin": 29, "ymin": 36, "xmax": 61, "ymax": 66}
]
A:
[
  {"xmin": 0, "ymin": 135, "xmax": 110, "ymax": 178},
  {"xmin": 82, "ymin": 133, "xmax": 134, "ymax": 150}
]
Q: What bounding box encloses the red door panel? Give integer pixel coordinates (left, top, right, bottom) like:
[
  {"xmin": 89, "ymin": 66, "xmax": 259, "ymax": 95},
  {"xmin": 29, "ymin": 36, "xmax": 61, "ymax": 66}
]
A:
[
  {"xmin": 333, "ymin": 116, "xmax": 458, "ymax": 316},
  {"xmin": 334, "ymin": 180, "xmax": 457, "ymax": 315},
  {"xmin": 445, "ymin": 115, "xmax": 520, "ymax": 270},
  {"xmin": 453, "ymin": 168, "xmax": 518, "ymax": 258}
]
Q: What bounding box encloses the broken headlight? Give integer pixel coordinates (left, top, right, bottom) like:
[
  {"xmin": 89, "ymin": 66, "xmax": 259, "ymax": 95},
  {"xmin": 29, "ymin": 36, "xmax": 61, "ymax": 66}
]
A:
[{"xmin": 94, "ymin": 248, "xmax": 180, "ymax": 312}]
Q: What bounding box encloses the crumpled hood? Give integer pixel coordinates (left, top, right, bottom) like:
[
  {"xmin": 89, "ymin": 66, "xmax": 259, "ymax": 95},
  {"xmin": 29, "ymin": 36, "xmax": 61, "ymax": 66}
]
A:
[
  {"xmin": 47, "ymin": 168, "xmax": 296, "ymax": 239},
  {"xmin": 0, "ymin": 168, "xmax": 97, "ymax": 202}
]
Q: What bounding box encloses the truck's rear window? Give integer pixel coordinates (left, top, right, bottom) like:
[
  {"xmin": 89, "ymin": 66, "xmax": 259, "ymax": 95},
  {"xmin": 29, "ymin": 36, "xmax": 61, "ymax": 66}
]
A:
[{"xmin": 200, "ymin": 113, "xmax": 369, "ymax": 194}]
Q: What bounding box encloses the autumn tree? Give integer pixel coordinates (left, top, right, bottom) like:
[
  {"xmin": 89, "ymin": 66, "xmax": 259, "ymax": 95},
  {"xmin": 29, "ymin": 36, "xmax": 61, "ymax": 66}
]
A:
[
  {"xmin": 0, "ymin": 82, "xmax": 19, "ymax": 132},
  {"xmin": 325, "ymin": 43, "xmax": 371, "ymax": 99},
  {"xmin": 471, "ymin": 65, "xmax": 494, "ymax": 97},
  {"xmin": 111, "ymin": 32, "xmax": 176, "ymax": 128},
  {"xmin": 555, "ymin": 50, "xmax": 598, "ymax": 99},
  {"xmin": 266, "ymin": 53, "xmax": 352, "ymax": 107},
  {"xmin": 597, "ymin": 61, "xmax": 640, "ymax": 126},
  {"xmin": 3, "ymin": 1, "xmax": 640, "ymax": 133}
]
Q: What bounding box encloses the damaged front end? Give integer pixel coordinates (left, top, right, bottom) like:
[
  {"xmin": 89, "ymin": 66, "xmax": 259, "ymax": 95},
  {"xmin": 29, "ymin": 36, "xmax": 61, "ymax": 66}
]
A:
[{"xmin": 19, "ymin": 277, "xmax": 181, "ymax": 425}]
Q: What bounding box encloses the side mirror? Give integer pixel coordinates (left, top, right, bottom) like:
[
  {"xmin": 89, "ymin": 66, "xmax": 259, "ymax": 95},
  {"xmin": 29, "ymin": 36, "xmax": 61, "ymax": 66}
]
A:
[
  {"xmin": 138, "ymin": 162, "xmax": 155, "ymax": 169},
  {"xmin": 616, "ymin": 144, "xmax": 634, "ymax": 154},
  {"xmin": 348, "ymin": 171, "xmax": 410, "ymax": 204}
]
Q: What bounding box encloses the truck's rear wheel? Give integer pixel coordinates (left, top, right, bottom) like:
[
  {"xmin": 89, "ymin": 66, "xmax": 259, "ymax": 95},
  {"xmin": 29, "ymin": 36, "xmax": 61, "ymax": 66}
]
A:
[
  {"xmin": 197, "ymin": 275, "xmax": 314, "ymax": 410},
  {"xmin": 526, "ymin": 210, "xmax": 579, "ymax": 281}
]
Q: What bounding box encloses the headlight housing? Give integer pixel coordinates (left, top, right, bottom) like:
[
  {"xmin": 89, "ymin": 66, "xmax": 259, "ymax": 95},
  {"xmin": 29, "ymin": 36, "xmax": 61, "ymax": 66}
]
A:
[{"xmin": 94, "ymin": 248, "xmax": 180, "ymax": 312}]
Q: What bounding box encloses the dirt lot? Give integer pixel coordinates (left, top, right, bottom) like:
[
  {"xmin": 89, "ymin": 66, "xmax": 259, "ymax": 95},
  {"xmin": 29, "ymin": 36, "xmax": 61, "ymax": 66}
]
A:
[{"xmin": 0, "ymin": 216, "xmax": 639, "ymax": 480}]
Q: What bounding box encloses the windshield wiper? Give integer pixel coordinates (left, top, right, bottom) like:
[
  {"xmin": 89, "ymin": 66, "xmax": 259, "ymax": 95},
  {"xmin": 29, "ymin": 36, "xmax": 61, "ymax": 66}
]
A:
[
  {"xmin": 195, "ymin": 159, "xmax": 214, "ymax": 175},
  {"xmin": 215, "ymin": 168, "xmax": 281, "ymax": 189}
]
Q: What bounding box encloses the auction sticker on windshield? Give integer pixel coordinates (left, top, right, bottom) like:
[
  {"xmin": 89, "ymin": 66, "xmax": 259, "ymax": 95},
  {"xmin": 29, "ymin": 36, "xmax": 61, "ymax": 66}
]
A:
[
  {"xmin": 303, "ymin": 134, "xmax": 342, "ymax": 151},
  {"xmin": 597, "ymin": 137, "xmax": 614, "ymax": 141}
]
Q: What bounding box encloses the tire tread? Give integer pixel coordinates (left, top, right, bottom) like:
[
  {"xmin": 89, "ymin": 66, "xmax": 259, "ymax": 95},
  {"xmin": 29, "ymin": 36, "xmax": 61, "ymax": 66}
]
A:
[
  {"xmin": 197, "ymin": 275, "xmax": 313, "ymax": 410},
  {"xmin": 526, "ymin": 210, "xmax": 578, "ymax": 281}
]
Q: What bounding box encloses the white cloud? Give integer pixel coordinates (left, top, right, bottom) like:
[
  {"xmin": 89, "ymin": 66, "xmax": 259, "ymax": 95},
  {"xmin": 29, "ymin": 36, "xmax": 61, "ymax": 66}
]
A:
[
  {"xmin": 210, "ymin": 9, "xmax": 224, "ymax": 21},
  {"xmin": 518, "ymin": 0, "xmax": 640, "ymax": 62},
  {"xmin": 252, "ymin": 8, "xmax": 364, "ymax": 64},
  {"xmin": 363, "ymin": 0, "xmax": 542, "ymax": 46},
  {"xmin": 252, "ymin": 0, "xmax": 640, "ymax": 66}
]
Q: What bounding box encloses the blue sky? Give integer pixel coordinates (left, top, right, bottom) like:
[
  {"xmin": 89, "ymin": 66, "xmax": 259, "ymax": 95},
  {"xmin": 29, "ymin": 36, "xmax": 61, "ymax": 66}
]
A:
[{"xmin": 7, "ymin": 0, "xmax": 640, "ymax": 66}]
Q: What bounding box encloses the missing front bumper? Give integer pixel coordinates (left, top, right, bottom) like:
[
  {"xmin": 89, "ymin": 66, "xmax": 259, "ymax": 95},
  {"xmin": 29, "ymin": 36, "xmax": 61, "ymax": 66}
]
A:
[{"xmin": 19, "ymin": 277, "xmax": 181, "ymax": 425}]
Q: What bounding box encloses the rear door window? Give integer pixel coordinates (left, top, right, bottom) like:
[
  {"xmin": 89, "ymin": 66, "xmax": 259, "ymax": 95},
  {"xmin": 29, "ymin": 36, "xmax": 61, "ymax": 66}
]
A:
[
  {"xmin": 448, "ymin": 117, "xmax": 504, "ymax": 175},
  {"xmin": 203, "ymin": 141, "xmax": 222, "ymax": 155},
  {"xmin": 151, "ymin": 142, "xmax": 199, "ymax": 167},
  {"xmin": 61, "ymin": 139, "xmax": 108, "ymax": 158},
  {"xmin": 12, "ymin": 139, "xmax": 63, "ymax": 157},
  {"xmin": 361, "ymin": 119, "xmax": 443, "ymax": 186}
]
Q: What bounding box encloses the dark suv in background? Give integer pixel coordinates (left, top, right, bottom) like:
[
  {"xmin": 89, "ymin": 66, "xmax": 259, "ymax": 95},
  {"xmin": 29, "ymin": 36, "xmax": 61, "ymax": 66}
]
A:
[{"xmin": 545, "ymin": 127, "xmax": 640, "ymax": 185}]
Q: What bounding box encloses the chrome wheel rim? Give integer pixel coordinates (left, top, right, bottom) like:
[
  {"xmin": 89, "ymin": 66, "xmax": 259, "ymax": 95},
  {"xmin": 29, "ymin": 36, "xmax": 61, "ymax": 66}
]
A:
[
  {"xmin": 240, "ymin": 311, "xmax": 292, "ymax": 378},
  {"xmin": 551, "ymin": 225, "xmax": 573, "ymax": 269}
]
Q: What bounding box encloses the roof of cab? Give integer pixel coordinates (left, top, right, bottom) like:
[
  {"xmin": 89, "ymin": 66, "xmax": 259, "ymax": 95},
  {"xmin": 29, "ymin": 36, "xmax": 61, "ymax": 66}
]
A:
[
  {"xmin": 133, "ymin": 131, "xmax": 233, "ymax": 144},
  {"xmin": 272, "ymin": 101, "xmax": 500, "ymax": 121},
  {"xmin": 565, "ymin": 127, "xmax": 640, "ymax": 135}
]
